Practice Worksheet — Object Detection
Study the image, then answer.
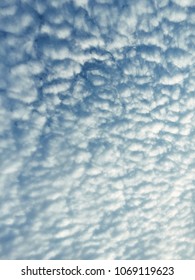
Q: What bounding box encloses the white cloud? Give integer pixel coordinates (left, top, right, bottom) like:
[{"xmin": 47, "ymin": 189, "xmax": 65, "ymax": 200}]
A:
[
  {"xmin": 0, "ymin": 0, "xmax": 195, "ymax": 260},
  {"xmin": 172, "ymin": 0, "xmax": 194, "ymax": 7}
]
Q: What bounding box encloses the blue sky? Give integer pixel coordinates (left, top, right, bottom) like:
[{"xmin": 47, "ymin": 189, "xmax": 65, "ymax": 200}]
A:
[{"xmin": 0, "ymin": 0, "xmax": 195, "ymax": 259}]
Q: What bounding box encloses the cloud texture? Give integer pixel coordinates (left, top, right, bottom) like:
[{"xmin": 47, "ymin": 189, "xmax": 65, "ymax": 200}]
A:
[{"xmin": 0, "ymin": 0, "xmax": 195, "ymax": 259}]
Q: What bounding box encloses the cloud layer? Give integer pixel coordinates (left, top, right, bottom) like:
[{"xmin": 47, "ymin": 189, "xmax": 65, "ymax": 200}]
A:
[{"xmin": 0, "ymin": 0, "xmax": 195, "ymax": 259}]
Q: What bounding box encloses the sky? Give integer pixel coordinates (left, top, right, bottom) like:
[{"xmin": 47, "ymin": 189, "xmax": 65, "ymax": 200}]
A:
[{"xmin": 0, "ymin": 0, "xmax": 195, "ymax": 259}]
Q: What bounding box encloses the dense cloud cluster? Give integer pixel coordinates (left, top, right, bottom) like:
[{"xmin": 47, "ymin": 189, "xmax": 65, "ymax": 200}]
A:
[{"xmin": 0, "ymin": 0, "xmax": 195, "ymax": 259}]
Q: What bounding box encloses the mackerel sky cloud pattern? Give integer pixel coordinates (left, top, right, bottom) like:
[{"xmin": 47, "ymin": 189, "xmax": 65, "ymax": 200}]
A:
[{"xmin": 0, "ymin": 0, "xmax": 195, "ymax": 259}]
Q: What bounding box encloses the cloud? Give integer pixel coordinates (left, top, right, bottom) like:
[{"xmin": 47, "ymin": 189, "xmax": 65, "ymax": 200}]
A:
[{"xmin": 0, "ymin": 0, "xmax": 195, "ymax": 260}]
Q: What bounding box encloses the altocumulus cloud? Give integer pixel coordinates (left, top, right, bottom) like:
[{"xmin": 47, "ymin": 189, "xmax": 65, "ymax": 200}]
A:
[{"xmin": 0, "ymin": 0, "xmax": 195, "ymax": 259}]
